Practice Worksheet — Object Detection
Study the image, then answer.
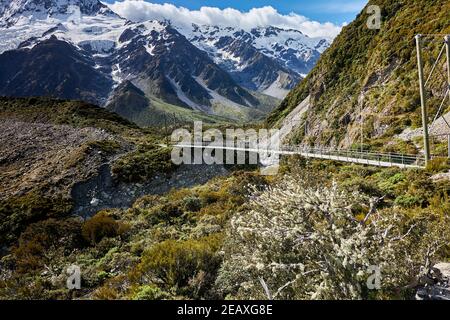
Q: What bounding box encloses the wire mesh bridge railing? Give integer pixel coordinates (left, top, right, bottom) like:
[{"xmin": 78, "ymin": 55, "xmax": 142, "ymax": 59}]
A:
[
  {"xmin": 172, "ymin": 142, "xmax": 427, "ymax": 169},
  {"xmin": 279, "ymin": 146, "xmax": 426, "ymax": 168}
]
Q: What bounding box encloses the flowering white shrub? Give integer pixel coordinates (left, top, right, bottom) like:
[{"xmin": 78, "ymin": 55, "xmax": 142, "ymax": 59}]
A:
[{"xmin": 216, "ymin": 175, "xmax": 450, "ymax": 300}]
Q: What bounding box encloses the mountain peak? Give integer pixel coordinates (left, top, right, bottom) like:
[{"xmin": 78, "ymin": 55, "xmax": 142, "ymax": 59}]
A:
[{"xmin": 0, "ymin": 0, "xmax": 116, "ymax": 27}]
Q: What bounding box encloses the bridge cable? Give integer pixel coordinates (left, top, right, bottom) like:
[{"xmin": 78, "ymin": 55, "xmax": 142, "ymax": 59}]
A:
[
  {"xmin": 425, "ymin": 43, "xmax": 445, "ymax": 87},
  {"xmin": 431, "ymin": 88, "xmax": 450, "ymax": 127}
]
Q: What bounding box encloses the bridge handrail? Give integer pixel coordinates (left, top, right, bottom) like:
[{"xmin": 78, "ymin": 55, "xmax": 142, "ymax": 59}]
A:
[
  {"xmin": 281, "ymin": 146, "xmax": 422, "ymax": 159},
  {"xmin": 283, "ymin": 146, "xmax": 423, "ymax": 159},
  {"xmin": 170, "ymin": 142, "xmax": 426, "ymax": 167}
]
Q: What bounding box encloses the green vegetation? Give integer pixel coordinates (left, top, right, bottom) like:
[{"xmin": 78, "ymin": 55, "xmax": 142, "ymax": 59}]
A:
[
  {"xmin": 2, "ymin": 151, "xmax": 449, "ymax": 300},
  {"xmin": 0, "ymin": 97, "xmax": 137, "ymax": 133},
  {"xmin": 426, "ymin": 157, "xmax": 450, "ymax": 173},
  {"xmin": 134, "ymin": 236, "xmax": 221, "ymax": 296},
  {"xmin": 0, "ymin": 193, "xmax": 73, "ymax": 245},
  {"xmin": 81, "ymin": 211, "xmax": 129, "ymax": 245},
  {"xmin": 268, "ymin": 0, "xmax": 450, "ymax": 153},
  {"xmin": 112, "ymin": 144, "xmax": 177, "ymax": 183}
]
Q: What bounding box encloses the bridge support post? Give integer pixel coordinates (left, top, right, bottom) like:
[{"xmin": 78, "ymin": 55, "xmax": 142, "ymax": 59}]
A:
[
  {"xmin": 416, "ymin": 34, "xmax": 431, "ymax": 165},
  {"xmin": 446, "ymin": 35, "xmax": 450, "ymax": 94},
  {"xmin": 445, "ymin": 35, "xmax": 450, "ymax": 159},
  {"xmin": 448, "ymin": 135, "xmax": 450, "ymax": 159}
]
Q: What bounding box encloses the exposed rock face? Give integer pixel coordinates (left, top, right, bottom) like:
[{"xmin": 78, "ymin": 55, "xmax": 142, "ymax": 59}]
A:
[
  {"xmin": 183, "ymin": 27, "xmax": 299, "ymax": 97},
  {"xmin": 416, "ymin": 263, "xmax": 450, "ymax": 300},
  {"xmin": 0, "ymin": 36, "xmax": 113, "ymax": 105}
]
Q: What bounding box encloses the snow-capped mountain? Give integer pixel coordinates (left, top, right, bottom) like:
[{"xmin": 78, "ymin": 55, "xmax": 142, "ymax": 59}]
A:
[
  {"xmin": 174, "ymin": 24, "xmax": 317, "ymax": 99},
  {"xmin": 0, "ymin": 0, "xmax": 329, "ymax": 124},
  {"xmin": 178, "ymin": 24, "xmax": 329, "ymax": 83},
  {"xmin": 0, "ymin": 0, "xmax": 273, "ymax": 122}
]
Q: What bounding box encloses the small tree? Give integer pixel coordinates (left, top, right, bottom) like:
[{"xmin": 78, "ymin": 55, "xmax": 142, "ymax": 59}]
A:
[{"xmin": 217, "ymin": 175, "xmax": 450, "ymax": 300}]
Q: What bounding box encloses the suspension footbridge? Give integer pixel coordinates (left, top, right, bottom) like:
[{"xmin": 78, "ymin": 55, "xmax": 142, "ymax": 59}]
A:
[
  {"xmin": 167, "ymin": 34, "xmax": 450, "ymax": 171},
  {"xmin": 171, "ymin": 143, "xmax": 427, "ymax": 169}
]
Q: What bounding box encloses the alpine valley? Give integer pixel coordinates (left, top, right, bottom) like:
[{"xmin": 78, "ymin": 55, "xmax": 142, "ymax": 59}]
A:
[
  {"xmin": 0, "ymin": 0, "xmax": 329, "ymax": 125},
  {"xmin": 1, "ymin": 0, "xmax": 450, "ymax": 302}
]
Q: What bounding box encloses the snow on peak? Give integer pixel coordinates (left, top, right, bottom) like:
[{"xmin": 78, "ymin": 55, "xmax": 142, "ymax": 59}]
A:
[
  {"xmin": 177, "ymin": 23, "xmax": 329, "ymax": 76},
  {"xmin": 0, "ymin": 0, "xmax": 117, "ymax": 27}
]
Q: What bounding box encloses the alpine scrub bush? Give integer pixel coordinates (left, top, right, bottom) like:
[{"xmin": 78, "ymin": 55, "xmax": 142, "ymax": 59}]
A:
[
  {"xmin": 132, "ymin": 235, "xmax": 222, "ymax": 297},
  {"xmin": 426, "ymin": 157, "xmax": 450, "ymax": 174},
  {"xmin": 183, "ymin": 196, "xmax": 202, "ymax": 212},
  {"xmin": 82, "ymin": 212, "xmax": 129, "ymax": 245},
  {"xmin": 12, "ymin": 218, "xmax": 83, "ymax": 274},
  {"xmin": 0, "ymin": 193, "xmax": 73, "ymax": 245},
  {"xmin": 217, "ymin": 174, "xmax": 450, "ymax": 300},
  {"xmin": 111, "ymin": 144, "xmax": 177, "ymax": 183},
  {"xmin": 132, "ymin": 285, "xmax": 170, "ymax": 300},
  {"xmin": 145, "ymin": 202, "xmax": 185, "ymax": 225}
]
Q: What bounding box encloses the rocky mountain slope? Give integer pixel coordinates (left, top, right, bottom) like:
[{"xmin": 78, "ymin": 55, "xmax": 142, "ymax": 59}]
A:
[
  {"xmin": 0, "ymin": 96, "xmax": 133, "ymax": 244},
  {"xmin": 268, "ymin": 0, "xmax": 450, "ymax": 155},
  {"xmin": 0, "ymin": 96, "xmax": 235, "ymax": 247},
  {"xmin": 177, "ymin": 25, "xmax": 329, "ymax": 99}
]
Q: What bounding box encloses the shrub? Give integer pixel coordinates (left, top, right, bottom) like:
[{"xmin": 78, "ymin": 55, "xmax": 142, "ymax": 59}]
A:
[
  {"xmin": 146, "ymin": 203, "xmax": 184, "ymax": 225},
  {"xmin": 217, "ymin": 174, "xmax": 450, "ymax": 300},
  {"xmin": 12, "ymin": 218, "xmax": 83, "ymax": 274},
  {"xmin": 394, "ymin": 194, "xmax": 423, "ymax": 208},
  {"xmin": 82, "ymin": 212, "xmax": 128, "ymax": 245},
  {"xmin": 135, "ymin": 236, "xmax": 221, "ymax": 290},
  {"xmin": 0, "ymin": 193, "xmax": 73, "ymax": 245},
  {"xmin": 198, "ymin": 190, "xmax": 222, "ymax": 206},
  {"xmin": 426, "ymin": 157, "xmax": 450, "ymax": 173},
  {"xmin": 112, "ymin": 145, "xmax": 177, "ymax": 183},
  {"xmin": 133, "ymin": 195, "xmax": 160, "ymax": 209},
  {"xmin": 132, "ymin": 285, "xmax": 169, "ymax": 300},
  {"xmin": 183, "ymin": 196, "xmax": 202, "ymax": 212}
]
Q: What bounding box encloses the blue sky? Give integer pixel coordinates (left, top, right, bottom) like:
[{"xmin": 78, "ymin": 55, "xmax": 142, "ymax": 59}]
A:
[{"xmin": 104, "ymin": 0, "xmax": 368, "ymax": 25}]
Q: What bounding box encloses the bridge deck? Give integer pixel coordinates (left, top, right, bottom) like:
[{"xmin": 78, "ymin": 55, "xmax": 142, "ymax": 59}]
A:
[{"xmin": 172, "ymin": 144, "xmax": 426, "ymax": 169}]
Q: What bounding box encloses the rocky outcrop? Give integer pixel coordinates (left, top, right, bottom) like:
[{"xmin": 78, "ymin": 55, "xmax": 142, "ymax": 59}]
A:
[
  {"xmin": 416, "ymin": 263, "xmax": 450, "ymax": 300},
  {"xmin": 71, "ymin": 163, "xmax": 229, "ymax": 217}
]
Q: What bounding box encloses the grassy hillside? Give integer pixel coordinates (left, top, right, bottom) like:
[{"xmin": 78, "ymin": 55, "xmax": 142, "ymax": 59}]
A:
[
  {"xmin": 106, "ymin": 81, "xmax": 280, "ymax": 127},
  {"xmin": 268, "ymin": 0, "xmax": 450, "ymax": 155},
  {"xmin": 0, "ymin": 97, "xmax": 137, "ymax": 133}
]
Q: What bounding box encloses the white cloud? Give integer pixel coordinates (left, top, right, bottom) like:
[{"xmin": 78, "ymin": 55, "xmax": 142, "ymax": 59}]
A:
[{"xmin": 107, "ymin": 1, "xmax": 343, "ymax": 39}]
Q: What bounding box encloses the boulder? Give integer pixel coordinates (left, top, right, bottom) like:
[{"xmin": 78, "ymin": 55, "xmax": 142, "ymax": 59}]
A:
[{"xmin": 416, "ymin": 263, "xmax": 450, "ymax": 300}]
